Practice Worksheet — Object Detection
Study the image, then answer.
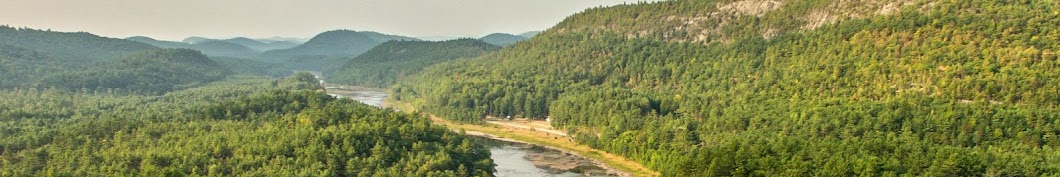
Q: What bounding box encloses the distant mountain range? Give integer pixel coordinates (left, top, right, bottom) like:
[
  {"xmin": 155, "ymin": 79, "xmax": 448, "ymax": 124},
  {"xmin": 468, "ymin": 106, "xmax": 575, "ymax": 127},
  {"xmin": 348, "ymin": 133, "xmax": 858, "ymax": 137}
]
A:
[
  {"xmin": 126, "ymin": 37, "xmax": 261, "ymax": 58},
  {"xmin": 0, "ymin": 26, "xmax": 157, "ymax": 63},
  {"xmin": 478, "ymin": 33, "xmax": 528, "ymax": 47},
  {"xmin": 0, "ymin": 26, "xmax": 227, "ymax": 92},
  {"xmin": 261, "ymin": 30, "xmax": 420, "ymax": 70},
  {"xmin": 126, "ymin": 30, "xmax": 542, "ymax": 70},
  {"xmin": 417, "ymin": 36, "xmax": 465, "ymax": 41},
  {"xmin": 264, "ymin": 30, "xmax": 419, "ymax": 58},
  {"xmin": 325, "ymin": 39, "xmax": 499, "ymax": 87},
  {"xmin": 518, "ymin": 31, "xmax": 541, "ymax": 38}
]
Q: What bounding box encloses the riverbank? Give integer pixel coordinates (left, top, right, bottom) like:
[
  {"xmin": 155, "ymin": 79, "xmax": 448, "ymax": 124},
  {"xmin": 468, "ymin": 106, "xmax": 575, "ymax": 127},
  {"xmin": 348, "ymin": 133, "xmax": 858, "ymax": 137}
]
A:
[{"xmin": 387, "ymin": 99, "xmax": 660, "ymax": 177}]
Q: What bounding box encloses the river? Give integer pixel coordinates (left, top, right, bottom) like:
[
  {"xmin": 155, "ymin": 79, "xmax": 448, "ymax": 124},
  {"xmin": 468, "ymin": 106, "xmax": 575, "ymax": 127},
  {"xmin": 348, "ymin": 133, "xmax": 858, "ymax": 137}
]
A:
[{"xmin": 325, "ymin": 86, "xmax": 618, "ymax": 177}]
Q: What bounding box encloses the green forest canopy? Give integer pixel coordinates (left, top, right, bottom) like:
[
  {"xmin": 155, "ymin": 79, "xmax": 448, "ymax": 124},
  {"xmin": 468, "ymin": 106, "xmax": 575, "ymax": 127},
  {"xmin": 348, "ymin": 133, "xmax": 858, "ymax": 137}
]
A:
[
  {"xmin": 0, "ymin": 74, "xmax": 495, "ymax": 176},
  {"xmin": 394, "ymin": 0, "xmax": 1060, "ymax": 176}
]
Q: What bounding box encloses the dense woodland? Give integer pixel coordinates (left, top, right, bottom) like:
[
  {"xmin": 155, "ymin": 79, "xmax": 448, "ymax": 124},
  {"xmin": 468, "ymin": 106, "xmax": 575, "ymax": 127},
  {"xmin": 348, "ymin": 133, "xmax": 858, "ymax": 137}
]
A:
[
  {"xmin": 394, "ymin": 0, "xmax": 1060, "ymax": 176},
  {"xmin": 326, "ymin": 39, "xmax": 500, "ymax": 87},
  {"xmin": 5, "ymin": 0, "xmax": 1060, "ymax": 176},
  {"xmin": 0, "ymin": 26, "xmax": 497, "ymax": 176},
  {"xmin": 0, "ymin": 27, "xmax": 232, "ymax": 93},
  {"xmin": 0, "ymin": 74, "xmax": 495, "ymax": 176},
  {"xmin": 38, "ymin": 49, "xmax": 230, "ymax": 94}
]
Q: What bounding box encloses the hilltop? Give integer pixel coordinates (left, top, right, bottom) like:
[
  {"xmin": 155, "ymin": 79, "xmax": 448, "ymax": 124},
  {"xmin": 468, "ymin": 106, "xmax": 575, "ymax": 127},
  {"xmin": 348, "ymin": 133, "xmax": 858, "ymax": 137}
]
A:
[
  {"xmin": 0, "ymin": 26, "xmax": 157, "ymax": 62},
  {"xmin": 263, "ymin": 30, "xmax": 418, "ymax": 58},
  {"xmin": 326, "ymin": 39, "xmax": 499, "ymax": 87},
  {"xmin": 262, "ymin": 30, "xmax": 419, "ymax": 70},
  {"xmin": 478, "ymin": 33, "xmax": 528, "ymax": 47}
]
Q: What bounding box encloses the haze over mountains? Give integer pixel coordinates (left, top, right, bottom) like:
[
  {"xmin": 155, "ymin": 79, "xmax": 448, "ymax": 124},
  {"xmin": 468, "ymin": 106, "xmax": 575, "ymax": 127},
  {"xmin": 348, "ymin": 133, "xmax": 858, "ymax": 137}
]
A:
[
  {"xmin": 478, "ymin": 33, "xmax": 528, "ymax": 47},
  {"xmin": 6, "ymin": 0, "xmax": 1059, "ymax": 176},
  {"xmin": 119, "ymin": 28, "xmax": 545, "ymax": 74},
  {"xmin": 326, "ymin": 39, "xmax": 500, "ymax": 87}
]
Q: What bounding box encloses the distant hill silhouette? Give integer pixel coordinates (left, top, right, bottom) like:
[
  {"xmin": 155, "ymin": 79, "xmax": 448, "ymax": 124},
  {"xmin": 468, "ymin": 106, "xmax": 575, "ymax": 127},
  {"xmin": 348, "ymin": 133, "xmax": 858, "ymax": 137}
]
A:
[
  {"xmin": 517, "ymin": 31, "xmax": 541, "ymax": 38},
  {"xmin": 182, "ymin": 36, "xmax": 217, "ymax": 44},
  {"xmin": 221, "ymin": 37, "xmax": 300, "ymax": 51},
  {"xmin": 261, "ymin": 30, "xmax": 419, "ymax": 70},
  {"xmin": 128, "ymin": 36, "xmax": 261, "ymax": 58},
  {"xmin": 191, "ymin": 40, "xmax": 261, "ymax": 58},
  {"xmin": 478, "ymin": 33, "xmax": 528, "ymax": 47},
  {"xmin": 264, "ymin": 30, "xmax": 419, "ymax": 58}
]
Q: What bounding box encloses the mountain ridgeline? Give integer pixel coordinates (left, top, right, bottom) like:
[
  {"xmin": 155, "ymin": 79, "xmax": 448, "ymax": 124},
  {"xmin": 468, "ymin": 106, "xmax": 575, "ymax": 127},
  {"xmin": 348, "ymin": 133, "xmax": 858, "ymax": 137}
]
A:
[
  {"xmin": 222, "ymin": 37, "xmax": 300, "ymax": 51},
  {"xmin": 478, "ymin": 33, "xmax": 528, "ymax": 47},
  {"xmin": 394, "ymin": 0, "xmax": 1060, "ymax": 176},
  {"xmin": 127, "ymin": 37, "xmax": 269, "ymax": 58},
  {"xmin": 262, "ymin": 30, "xmax": 420, "ymax": 71},
  {"xmin": 263, "ymin": 30, "xmax": 418, "ymax": 58},
  {"xmin": 39, "ymin": 49, "xmax": 229, "ymax": 93},
  {"xmin": 326, "ymin": 39, "xmax": 500, "ymax": 87},
  {"xmin": 0, "ymin": 26, "xmax": 156, "ymax": 63}
]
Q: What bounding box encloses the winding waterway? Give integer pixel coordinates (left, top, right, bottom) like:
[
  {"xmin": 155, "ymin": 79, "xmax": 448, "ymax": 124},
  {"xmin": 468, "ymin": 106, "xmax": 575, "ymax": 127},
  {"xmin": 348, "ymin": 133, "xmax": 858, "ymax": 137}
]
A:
[{"xmin": 325, "ymin": 86, "xmax": 618, "ymax": 177}]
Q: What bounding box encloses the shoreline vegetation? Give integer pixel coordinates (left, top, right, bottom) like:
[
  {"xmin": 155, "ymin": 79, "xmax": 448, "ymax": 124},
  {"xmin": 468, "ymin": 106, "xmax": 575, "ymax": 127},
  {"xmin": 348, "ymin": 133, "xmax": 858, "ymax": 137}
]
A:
[{"xmin": 385, "ymin": 98, "xmax": 660, "ymax": 177}]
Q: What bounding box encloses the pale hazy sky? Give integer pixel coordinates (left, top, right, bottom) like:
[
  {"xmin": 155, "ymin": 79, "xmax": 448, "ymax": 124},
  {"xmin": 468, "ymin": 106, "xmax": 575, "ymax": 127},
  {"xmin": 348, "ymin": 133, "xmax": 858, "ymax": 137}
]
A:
[{"xmin": 0, "ymin": 0, "xmax": 648, "ymax": 41}]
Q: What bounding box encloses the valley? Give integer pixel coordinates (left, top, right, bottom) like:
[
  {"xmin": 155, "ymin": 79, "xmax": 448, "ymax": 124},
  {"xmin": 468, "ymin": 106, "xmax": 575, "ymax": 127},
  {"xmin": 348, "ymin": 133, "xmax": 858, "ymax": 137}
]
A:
[
  {"xmin": 3, "ymin": 0, "xmax": 1060, "ymax": 176},
  {"xmin": 322, "ymin": 81, "xmax": 636, "ymax": 177}
]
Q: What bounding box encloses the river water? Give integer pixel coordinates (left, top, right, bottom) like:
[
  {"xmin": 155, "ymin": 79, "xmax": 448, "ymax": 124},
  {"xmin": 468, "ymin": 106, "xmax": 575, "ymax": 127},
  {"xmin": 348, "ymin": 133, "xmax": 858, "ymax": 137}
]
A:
[{"xmin": 326, "ymin": 86, "xmax": 618, "ymax": 177}]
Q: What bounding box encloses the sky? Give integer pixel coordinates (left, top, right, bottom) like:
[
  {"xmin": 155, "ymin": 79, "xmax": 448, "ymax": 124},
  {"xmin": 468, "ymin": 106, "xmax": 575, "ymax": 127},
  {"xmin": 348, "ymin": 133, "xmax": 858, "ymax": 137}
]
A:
[{"xmin": 0, "ymin": 0, "xmax": 648, "ymax": 41}]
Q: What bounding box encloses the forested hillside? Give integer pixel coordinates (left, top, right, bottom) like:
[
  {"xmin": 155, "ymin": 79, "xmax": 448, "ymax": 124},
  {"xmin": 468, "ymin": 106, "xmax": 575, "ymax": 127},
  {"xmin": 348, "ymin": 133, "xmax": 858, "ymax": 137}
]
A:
[
  {"xmin": 394, "ymin": 0, "xmax": 1060, "ymax": 176},
  {"xmin": 38, "ymin": 49, "xmax": 230, "ymax": 94},
  {"xmin": 0, "ymin": 26, "xmax": 156, "ymax": 63},
  {"xmin": 0, "ymin": 74, "xmax": 496, "ymax": 176},
  {"xmin": 0, "ymin": 27, "xmax": 235, "ymax": 92},
  {"xmin": 326, "ymin": 39, "xmax": 499, "ymax": 87},
  {"xmin": 0, "ymin": 44, "xmax": 62, "ymax": 88},
  {"xmin": 127, "ymin": 37, "xmax": 262, "ymax": 58}
]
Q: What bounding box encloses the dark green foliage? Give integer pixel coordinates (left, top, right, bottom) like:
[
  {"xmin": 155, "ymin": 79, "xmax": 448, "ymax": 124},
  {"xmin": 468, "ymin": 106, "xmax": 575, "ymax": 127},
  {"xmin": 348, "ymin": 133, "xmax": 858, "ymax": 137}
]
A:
[
  {"xmin": 396, "ymin": 0, "xmax": 1060, "ymax": 176},
  {"xmin": 0, "ymin": 44, "xmax": 62, "ymax": 88},
  {"xmin": 210, "ymin": 57, "xmax": 293, "ymax": 77},
  {"xmin": 0, "ymin": 75, "xmax": 495, "ymax": 176},
  {"xmin": 0, "ymin": 28, "xmax": 241, "ymax": 93},
  {"xmin": 478, "ymin": 33, "xmax": 527, "ymax": 47},
  {"xmin": 326, "ymin": 39, "xmax": 500, "ymax": 87},
  {"xmin": 39, "ymin": 49, "xmax": 230, "ymax": 94},
  {"xmin": 0, "ymin": 26, "xmax": 157, "ymax": 63}
]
